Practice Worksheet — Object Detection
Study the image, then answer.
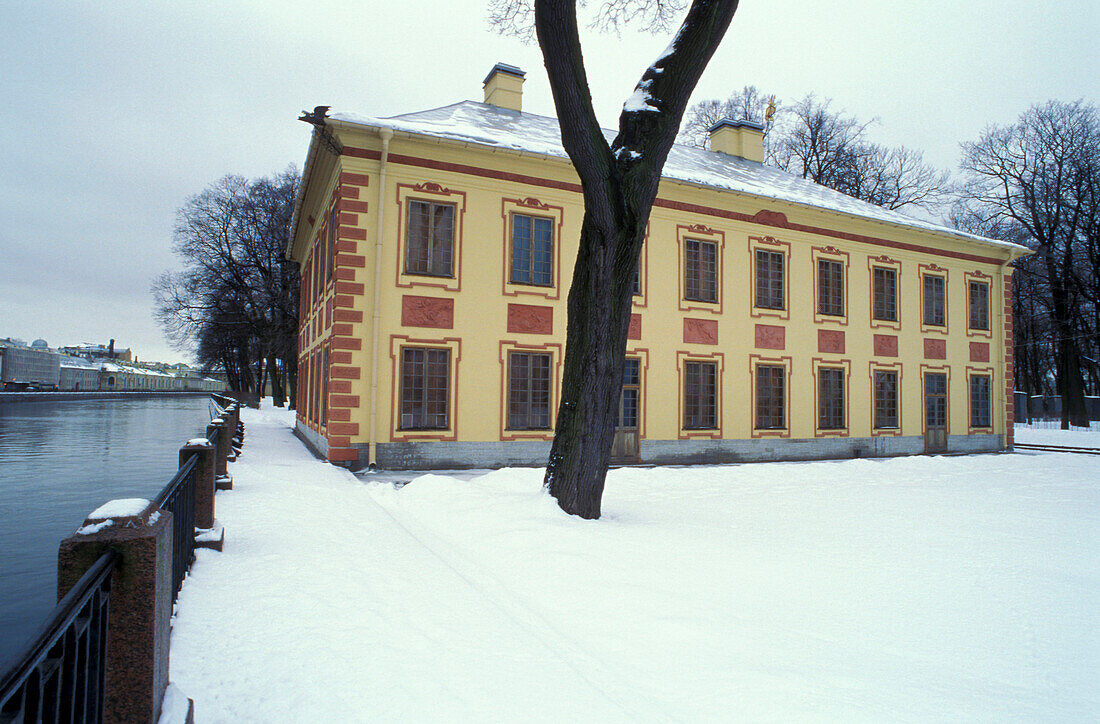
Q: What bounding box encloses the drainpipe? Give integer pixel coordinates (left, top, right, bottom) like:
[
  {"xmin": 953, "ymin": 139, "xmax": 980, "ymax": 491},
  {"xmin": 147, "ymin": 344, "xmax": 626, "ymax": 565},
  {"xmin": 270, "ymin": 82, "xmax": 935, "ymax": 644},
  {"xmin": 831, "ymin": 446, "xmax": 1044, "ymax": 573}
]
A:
[
  {"xmin": 999, "ymin": 255, "xmax": 1013, "ymax": 449},
  {"xmin": 369, "ymin": 127, "xmax": 393, "ymax": 469}
]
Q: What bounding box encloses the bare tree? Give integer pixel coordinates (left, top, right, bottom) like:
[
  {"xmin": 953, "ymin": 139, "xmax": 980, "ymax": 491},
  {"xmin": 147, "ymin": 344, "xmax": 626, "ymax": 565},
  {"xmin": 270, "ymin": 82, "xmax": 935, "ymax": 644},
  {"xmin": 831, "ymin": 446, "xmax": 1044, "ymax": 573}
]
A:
[
  {"xmin": 684, "ymin": 91, "xmax": 951, "ymax": 211},
  {"xmin": 154, "ymin": 168, "xmax": 301, "ymax": 406},
  {"xmin": 847, "ymin": 145, "xmax": 951, "ymax": 211},
  {"xmin": 680, "ymin": 84, "xmax": 780, "ymax": 153},
  {"xmin": 772, "ymin": 94, "xmax": 870, "ymax": 189},
  {"xmin": 491, "ymin": 0, "xmax": 740, "ymax": 518},
  {"xmin": 958, "ymin": 99, "xmax": 1100, "ymax": 428}
]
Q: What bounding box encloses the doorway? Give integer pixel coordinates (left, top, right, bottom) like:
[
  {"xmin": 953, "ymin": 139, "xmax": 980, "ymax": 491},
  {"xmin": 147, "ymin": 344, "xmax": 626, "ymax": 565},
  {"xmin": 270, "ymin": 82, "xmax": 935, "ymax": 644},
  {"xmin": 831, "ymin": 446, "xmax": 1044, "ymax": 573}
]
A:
[
  {"xmin": 924, "ymin": 372, "xmax": 948, "ymax": 452},
  {"xmin": 611, "ymin": 358, "xmax": 641, "ymax": 463}
]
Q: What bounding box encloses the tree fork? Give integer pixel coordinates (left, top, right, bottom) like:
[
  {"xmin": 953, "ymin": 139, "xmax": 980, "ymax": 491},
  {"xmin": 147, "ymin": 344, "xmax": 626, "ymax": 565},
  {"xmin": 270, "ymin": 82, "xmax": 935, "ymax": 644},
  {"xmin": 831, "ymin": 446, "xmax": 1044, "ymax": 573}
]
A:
[{"xmin": 535, "ymin": 0, "xmax": 739, "ymax": 517}]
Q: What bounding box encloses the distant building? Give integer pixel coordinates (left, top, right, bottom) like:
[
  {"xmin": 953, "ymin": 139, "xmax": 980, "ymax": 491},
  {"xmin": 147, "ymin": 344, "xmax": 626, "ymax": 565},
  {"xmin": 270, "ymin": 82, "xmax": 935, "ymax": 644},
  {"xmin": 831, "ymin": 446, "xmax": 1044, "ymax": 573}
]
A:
[
  {"xmin": 58, "ymin": 355, "xmax": 100, "ymax": 391},
  {"xmin": 1, "ymin": 340, "xmax": 60, "ymax": 390},
  {"xmin": 60, "ymin": 340, "xmax": 132, "ymax": 362}
]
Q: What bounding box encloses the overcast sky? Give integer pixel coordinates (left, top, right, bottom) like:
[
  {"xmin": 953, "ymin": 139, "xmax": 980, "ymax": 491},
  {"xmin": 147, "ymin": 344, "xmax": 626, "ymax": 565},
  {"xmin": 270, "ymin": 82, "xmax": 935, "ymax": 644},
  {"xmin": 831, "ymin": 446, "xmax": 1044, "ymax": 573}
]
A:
[{"xmin": 1, "ymin": 0, "xmax": 1096, "ymax": 364}]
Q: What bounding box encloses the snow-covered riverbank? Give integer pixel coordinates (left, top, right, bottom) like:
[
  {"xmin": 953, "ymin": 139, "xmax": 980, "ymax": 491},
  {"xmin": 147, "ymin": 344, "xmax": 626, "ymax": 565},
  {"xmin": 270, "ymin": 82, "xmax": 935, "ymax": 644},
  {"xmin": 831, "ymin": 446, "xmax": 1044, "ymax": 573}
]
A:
[{"xmin": 168, "ymin": 405, "xmax": 1099, "ymax": 721}]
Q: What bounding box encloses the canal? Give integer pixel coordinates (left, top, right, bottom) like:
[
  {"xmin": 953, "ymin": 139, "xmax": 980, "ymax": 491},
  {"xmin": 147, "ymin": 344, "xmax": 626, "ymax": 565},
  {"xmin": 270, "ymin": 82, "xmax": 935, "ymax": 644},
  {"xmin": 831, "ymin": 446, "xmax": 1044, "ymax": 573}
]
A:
[{"xmin": 0, "ymin": 396, "xmax": 213, "ymax": 667}]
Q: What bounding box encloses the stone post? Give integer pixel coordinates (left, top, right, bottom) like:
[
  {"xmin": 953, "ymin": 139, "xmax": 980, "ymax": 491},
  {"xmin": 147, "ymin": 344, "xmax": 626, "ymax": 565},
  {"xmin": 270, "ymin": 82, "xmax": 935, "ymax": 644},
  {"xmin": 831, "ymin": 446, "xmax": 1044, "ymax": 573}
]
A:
[
  {"xmin": 179, "ymin": 439, "xmax": 223, "ymax": 551},
  {"xmin": 206, "ymin": 419, "xmax": 233, "ymax": 490},
  {"xmin": 57, "ymin": 500, "xmax": 178, "ymax": 723},
  {"xmin": 226, "ymin": 404, "xmax": 241, "ymax": 461}
]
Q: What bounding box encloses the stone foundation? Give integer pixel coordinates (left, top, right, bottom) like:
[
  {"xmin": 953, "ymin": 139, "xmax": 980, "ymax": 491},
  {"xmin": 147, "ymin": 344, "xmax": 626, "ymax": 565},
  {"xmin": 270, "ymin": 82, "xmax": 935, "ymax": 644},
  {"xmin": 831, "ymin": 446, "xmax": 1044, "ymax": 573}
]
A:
[{"xmin": 341, "ymin": 434, "xmax": 1005, "ymax": 470}]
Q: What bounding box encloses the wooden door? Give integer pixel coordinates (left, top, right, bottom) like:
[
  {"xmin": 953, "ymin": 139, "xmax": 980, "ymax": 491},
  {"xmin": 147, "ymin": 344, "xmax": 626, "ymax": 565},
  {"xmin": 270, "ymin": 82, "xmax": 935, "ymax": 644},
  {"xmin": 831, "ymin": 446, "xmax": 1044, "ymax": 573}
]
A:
[
  {"xmin": 611, "ymin": 358, "xmax": 641, "ymax": 463},
  {"xmin": 924, "ymin": 372, "xmax": 948, "ymax": 452}
]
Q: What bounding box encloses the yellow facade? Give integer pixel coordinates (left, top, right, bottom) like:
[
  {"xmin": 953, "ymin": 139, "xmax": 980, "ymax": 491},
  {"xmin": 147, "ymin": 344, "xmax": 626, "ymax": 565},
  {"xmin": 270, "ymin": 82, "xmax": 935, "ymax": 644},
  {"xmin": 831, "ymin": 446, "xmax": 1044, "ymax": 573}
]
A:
[{"xmin": 288, "ymin": 67, "xmax": 1026, "ymax": 468}]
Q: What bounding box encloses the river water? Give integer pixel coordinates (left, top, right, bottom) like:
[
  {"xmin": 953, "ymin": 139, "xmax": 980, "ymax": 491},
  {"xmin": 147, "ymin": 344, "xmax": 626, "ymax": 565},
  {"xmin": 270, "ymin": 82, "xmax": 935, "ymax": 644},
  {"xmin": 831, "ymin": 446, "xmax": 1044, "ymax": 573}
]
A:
[{"xmin": 0, "ymin": 396, "xmax": 213, "ymax": 667}]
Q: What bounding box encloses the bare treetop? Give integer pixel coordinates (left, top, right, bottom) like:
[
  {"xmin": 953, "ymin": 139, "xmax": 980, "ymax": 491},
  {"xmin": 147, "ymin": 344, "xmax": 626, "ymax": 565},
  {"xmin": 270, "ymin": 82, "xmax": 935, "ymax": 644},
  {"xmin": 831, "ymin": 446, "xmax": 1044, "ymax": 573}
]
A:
[{"xmin": 489, "ymin": 0, "xmax": 687, "ymax": 40}]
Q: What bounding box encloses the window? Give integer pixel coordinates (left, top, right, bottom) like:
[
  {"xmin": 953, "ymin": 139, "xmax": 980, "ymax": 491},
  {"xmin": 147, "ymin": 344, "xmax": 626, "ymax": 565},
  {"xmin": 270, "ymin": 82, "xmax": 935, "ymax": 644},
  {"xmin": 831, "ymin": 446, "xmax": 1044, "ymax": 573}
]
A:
[
  {"xmin": 755, "ymin": 364, "xmax": 785, "ymax": 429},
  {"xmin": 970, "ymin": 374, "xmax": 991, "ymax": 428},
  {"xmin": 632, "ymin": 259, "xmax": 641, "ymax": 296},
  {"xmin": 508, "ymin": 352, "xmax": 552, "ymax": 429},
  {"xmin": 620, "ymin": 358, "xmax": 640, "ymax": 428},
  {"xmin": 755, "ymin": 249, "xmax": 784, "ymax": 309},
  {"xmin": 969, "ymin": 281, "xmax": 990, "ymax": 331},
  {"xmin": 923, "ymin": 274, "xmax": 946, "ymax": 326},
  {"xmin": 405, "ymin": 200, "xmax": 455, "ymax": 277},
  {"xmin": 313, "ymin": 243, "xmax": 322, "ymax": 301},
  {"xmin": 301, "ymin": 256, "xmax": 312, "ymax": 311},
  {"xmin": 511, "ymin": 214, "xmax": 554, "ymax": 286},
  {"xmin": 683, "ymin": 361, "xmax": 717, "ymax": 429},
  {"xmin": 925, "ymin": 373, "xmax": 948, "ymax": 427},
  {"xmin": 321, "ymin": 346, "xmax": 329, "ymax": 426},
  {"xmin": 312, "ymin": 354, "xmax": 321, "ymax": 424},
  {"xmin": 818, "ymin": 259, "xmax": 845, "ymax": 317},
  {"xmin": 818, "ymin": 368, "xmax": 845, "ymax": 430},
  {"xmin": 873, "ymin": 267, "xmax": 897, "ymax": 321},
  {"xmin": 684, "ymin": 239, "xmax": 717, "ymax": 303},
  {"xmin": 399, "ymin": 348, "xmax": 450, "ymax": 430},
  {"xmin": 873, "ymin": 370, "xmax": 899, "ymax": 429},
  {"xmin": 327, "ymin": 206, "xmax": 338, "ymax": 282}
]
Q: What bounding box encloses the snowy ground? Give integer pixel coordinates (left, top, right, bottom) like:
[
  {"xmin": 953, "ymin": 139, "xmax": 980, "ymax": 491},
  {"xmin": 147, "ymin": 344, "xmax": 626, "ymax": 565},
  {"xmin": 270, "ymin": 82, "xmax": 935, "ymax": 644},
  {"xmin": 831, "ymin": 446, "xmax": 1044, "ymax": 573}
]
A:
[{"xmin": 168, "ymin": 405, "xmax": 1099, "ymax": 721}]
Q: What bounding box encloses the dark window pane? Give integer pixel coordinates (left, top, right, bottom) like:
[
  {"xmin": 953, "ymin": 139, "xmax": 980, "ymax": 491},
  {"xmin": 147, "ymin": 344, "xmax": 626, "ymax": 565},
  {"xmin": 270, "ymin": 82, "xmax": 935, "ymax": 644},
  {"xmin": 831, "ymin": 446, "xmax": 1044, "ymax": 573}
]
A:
[
  {"xmin": 683, "ymin": 361, "xmax": 717, "ymax": 429},
  {"xmin": 405, "ymin": 201, "xmax": 454, "ymax": 277},
  {"xmin": 755, "ymin": 364, "xmax": 785, "ymax": 429},
  {"xmin": 818, "ymin": 368, "xmax": 845, "ymax": 429},
  {"xmin": 818, "ymin": 259, "xmax": 845, "ymax": 316},
  {"xmin": 873, "ymin": 267, "xmax": 897, "ymax": 321},
  {"xmin": 532, "ymin": 216, "xmax": 553, "ymax": 286},
  {"xmin": 511, "ymin": 214, "xmax": 531, "ymax": 283},
  {"xmin": 508, "ymin": 352, "xmax": 552, "ymax": 429},
  {"xmin": 619, "ymin": 388, "xmax": 638, "ymax": 428},
  {"xmin": 400, "ymin": 348, "xmax": 450, "ymax": 430},
  {"xmin": 923, "ymin": 275, "xmax": 946, "ymax": 326},
  {"xmin": 873, "ymin": 370, "xmax": 899, "ymax": 429},
  {"xmin": 969, "ymin": 281, "xmax": 989, "ymax": 330},
  {"xmin": 970, "ymin": 375, "xmax": 991, "ymax": 427},
  {"xmin": 925, "ymin": 373, "xmax": 948, "ymax": 427},
  {"xmin": 684, "ymin": 239, "xmax": 717, "ymax": 303},
  {"xmin": 622, "ymin": 358, "xmax": 640, "ymax": 387},
  {"xmin": 321, "ymin": 347, "xmax": 329, "ymax": 425},
  {"xmin": 755, "ymin": 250, "xmax": 784, "ymax": 309},
  {"xmin": 511, "ymin": 214, "xmax": 554, "ymax": 286},
  {"xmin": 328, "ymin": 207, "xmax": 338, "ymax": 281}
]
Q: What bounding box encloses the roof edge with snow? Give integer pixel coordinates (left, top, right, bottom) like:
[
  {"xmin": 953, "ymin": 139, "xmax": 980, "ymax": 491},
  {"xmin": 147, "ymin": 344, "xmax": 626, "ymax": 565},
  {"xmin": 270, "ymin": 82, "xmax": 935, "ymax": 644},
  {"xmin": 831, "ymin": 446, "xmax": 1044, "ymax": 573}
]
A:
[{"xmin": 299, "ymin": 101, "xmax": 1029, "ymax": 260}]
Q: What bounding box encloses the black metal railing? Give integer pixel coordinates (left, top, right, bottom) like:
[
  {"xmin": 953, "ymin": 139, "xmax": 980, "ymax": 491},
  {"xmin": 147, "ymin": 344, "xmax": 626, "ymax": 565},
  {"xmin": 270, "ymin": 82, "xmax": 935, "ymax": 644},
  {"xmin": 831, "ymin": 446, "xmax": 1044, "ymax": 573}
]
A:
[
  {"xmin": 0, "ymin": 550, "xmax": 117, "ymax": 724},
  {"xmin": 154, "ymin": 455, "xmax": 197, "ymax": 604}
]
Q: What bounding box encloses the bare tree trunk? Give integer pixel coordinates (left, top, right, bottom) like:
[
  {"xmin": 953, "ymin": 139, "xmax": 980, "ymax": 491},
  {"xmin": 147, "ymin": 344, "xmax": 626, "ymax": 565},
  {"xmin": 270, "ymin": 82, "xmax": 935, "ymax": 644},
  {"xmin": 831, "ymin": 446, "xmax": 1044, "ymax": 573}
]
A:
[
  {"xmin": 268, "ymin": 350, "xmax": 286, "ymax": 407},
  {"xmin": 547, "ymin": 217, "xmax": 643, "ymax": 517},
  {"xmin": 534, "ymin": 0, "xmax": 739, "ymax": 518}
]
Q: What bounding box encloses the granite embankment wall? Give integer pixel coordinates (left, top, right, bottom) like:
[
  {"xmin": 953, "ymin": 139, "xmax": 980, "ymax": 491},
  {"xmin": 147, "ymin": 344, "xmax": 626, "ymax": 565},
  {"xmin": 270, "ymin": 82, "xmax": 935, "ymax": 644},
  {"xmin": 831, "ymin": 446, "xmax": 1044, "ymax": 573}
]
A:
[{"xmin": 0, "ymin": 391, "xmax": 214, "ymax": 404}]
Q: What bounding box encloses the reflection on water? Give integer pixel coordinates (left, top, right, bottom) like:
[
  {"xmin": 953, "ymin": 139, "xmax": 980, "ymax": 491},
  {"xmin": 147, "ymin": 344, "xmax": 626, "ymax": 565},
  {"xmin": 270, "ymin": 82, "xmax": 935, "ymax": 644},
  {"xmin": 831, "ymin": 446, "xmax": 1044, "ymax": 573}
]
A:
[{"xmin": 0, "ymin": 397, "xmax": 211, "ymax": 667}]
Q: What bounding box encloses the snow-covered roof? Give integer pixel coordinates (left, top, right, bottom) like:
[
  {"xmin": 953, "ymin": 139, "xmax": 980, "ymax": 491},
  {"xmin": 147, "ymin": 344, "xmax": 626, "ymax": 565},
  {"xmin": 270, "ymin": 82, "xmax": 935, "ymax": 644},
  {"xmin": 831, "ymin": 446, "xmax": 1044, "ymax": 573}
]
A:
[
  {"xmin": 329, "ymin": 101, "xmax": 1026, "ymax": 256},
  {"xmin": 59, "ymin": 355, "xmax": 100, "ymax": 370}
]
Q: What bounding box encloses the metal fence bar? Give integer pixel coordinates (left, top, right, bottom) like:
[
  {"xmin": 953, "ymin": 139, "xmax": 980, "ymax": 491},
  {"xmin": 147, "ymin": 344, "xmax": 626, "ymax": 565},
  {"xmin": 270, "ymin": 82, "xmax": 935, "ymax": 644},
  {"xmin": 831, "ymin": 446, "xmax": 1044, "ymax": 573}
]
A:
[
  {"xmin": 0, "ymin": 550, "xmax": 117, "ymax": 724},
  {"xmin": 154, "ymin": 455, "xmax": 197, "ymax": 604}
]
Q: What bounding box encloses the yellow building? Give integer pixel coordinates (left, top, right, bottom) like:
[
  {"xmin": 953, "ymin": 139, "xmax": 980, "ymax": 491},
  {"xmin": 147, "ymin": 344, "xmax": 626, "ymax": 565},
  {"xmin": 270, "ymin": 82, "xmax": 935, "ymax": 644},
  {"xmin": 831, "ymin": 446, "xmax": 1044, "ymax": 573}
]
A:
[{"xmin": 287, "ymin": 63, "xmax": 1028, "ymax": 469}]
